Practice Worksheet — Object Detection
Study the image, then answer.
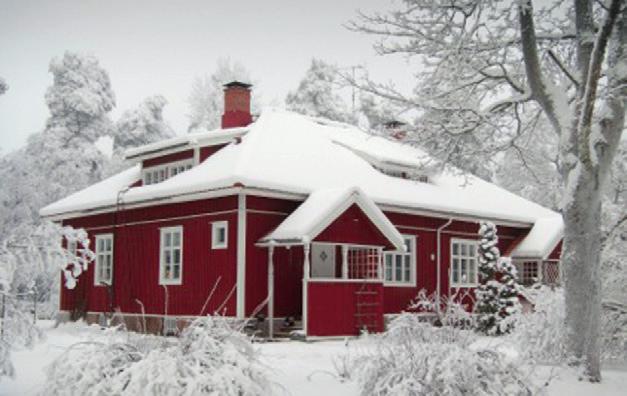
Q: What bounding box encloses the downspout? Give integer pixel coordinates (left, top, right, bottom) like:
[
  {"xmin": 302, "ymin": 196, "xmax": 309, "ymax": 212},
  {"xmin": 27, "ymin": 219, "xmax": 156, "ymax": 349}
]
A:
[
  {"xmin": 436, "ymin": 218, "xmax": 453, "ymax": 315},
  {"xmin": 109, "ymin": 186, "xmax": 130, "ymax": 323}
]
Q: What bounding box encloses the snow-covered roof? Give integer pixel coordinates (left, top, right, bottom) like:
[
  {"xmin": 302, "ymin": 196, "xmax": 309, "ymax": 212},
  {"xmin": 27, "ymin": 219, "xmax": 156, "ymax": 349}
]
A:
[
  {"xmin": 510, "ymin": 216, "xmax": 564, "ymax": 259},
  {"xmin": 41, "ymin": 108, "xmax": 563, "ymax": 257},
  {"xmin": 258, "ymin": 186, "xmax": 405, "ymax": 250},
  {"xmin": 124, "ymin": 127, "xmax": 248, "ymax": 160}
]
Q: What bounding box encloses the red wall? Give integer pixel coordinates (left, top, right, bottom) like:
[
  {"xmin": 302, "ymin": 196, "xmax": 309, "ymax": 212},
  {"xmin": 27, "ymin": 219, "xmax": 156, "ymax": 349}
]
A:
[
  {"xmin": 315, "ymin": 204, "xmax": 395, "ymax": 249},
  {"xmin": 382, "ymin": 211, "xmax": 529, "ymax": 313},
  {"xmin": 199, "ymin": 144, "xmax": 226, "ymax": 163},
  {"xmin": 61, "ymin": 196, "xmax": 239, "ymax": 317},
  {"xmin": 308, "ymin": 281, "xmax": 384, "ymax": 336},
  {"xmin": 245, "ymin": 196, "xmax": 303, "ymax": 317},
  {"xmin": 142, "ymin": 149, "xmax": 194, "ymax": 168}
]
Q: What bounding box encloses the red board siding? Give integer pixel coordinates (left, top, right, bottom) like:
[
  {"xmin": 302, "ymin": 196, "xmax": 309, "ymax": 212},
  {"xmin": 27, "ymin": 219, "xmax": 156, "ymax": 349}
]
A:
[
  {"xmin": 199, "ymin": 144, "xmax": 226, "ymax": 163},
  {"xmin": 61, "ymin": 196, "xmax": 239, "ymax": 317},
  {"xmin": 315, "ymin": 204, "xmax": 395, "ymax": 248},
  {"xmin": 307, "ymin": 281, "xmax": 384, "ymax": 336},
  {"xmin": 142, "ymin": 149, "xmax": 194, "ymax": 168},
  {"xmin": 245, "ymin": 196, "xmax": 303, "ymax": 317},
  {"xmin": 548, "ymin": 241, "xmax": 562, "ymax": 260},
  {"xmin": 381, "ymin": 212, "xmax": 529, "ymax": 313}
]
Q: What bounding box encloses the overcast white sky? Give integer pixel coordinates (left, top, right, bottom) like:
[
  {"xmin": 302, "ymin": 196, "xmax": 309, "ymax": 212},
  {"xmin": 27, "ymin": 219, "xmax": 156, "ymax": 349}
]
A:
[{"xmin": 0, "ymin": 0, "xmax": 413, "ymax": 153}]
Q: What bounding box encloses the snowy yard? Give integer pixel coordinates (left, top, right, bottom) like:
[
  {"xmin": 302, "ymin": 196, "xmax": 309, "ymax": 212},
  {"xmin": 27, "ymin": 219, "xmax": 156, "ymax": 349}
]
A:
[{"xmin": 0, "ymin": 321, "xmax": 625, "ymax": 396}]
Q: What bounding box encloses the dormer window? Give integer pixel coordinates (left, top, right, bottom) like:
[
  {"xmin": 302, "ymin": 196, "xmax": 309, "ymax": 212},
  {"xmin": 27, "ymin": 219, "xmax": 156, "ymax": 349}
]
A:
[{"xmin": 143, "ymin": 159, "xmax": 193, "ymax": 186}]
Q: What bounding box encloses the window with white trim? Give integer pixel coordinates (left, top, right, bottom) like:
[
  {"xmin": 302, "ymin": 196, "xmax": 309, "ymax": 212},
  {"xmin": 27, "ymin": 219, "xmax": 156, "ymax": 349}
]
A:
[
  {"xmin": 143, "ymin": 159, "xmax": 194, "ymax": 185},
  {"xmin": 160, "ymin": 226, "xmax": 183, "ymax": 285},
  {"xmin": 211, "ymin": 221, "xmax": 228, "ymax": 249},
  {"xmin": 384, "ymin": 235, "xmax": 416, "ymax": 285},
  {"xmin": 94, "ymin": 234, "xmax": 114, "ymax": 286},
  {"xmin": 450, "ymin": 239, "xmax": 478, "ymax": 287}
]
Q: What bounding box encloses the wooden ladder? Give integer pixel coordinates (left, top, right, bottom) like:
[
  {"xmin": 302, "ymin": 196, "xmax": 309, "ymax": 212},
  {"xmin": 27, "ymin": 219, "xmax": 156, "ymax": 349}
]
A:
[{"xmin": 354, "ymin": 282, "xmax": 380, "ymax": 333}]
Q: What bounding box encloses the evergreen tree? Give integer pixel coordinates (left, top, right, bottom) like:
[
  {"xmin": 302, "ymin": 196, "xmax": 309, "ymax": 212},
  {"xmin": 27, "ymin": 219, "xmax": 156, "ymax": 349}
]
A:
[
  {"xmin": 0, "ymin": 77, "xmax": 8, "ymax": 96},
  {"xmin": 475, "ymin": 221, "xmax": 521, "ymax": 335}
]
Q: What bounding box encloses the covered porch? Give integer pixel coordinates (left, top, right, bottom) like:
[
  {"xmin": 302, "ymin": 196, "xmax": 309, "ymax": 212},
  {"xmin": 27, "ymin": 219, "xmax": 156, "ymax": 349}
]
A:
[{"xmin": 258, "ymin": 187, "xmax": 404, "ymax": 339}]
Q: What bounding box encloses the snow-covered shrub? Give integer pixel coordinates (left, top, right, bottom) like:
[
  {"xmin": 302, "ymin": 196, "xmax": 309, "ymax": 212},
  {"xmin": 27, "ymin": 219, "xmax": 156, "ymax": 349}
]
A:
[
  {"xmin": 511, "ymin": 286, "xmax": 627, "ymax": 366},
  {"xmin": 509, "ymin": 286, "xmax": 569, "ymax": 364},
  {"xmin": 346, "ymin": 313, "xmax": 535, "ymax": 395},
  {"xmin": 409, "ymin": 288, "xmax": 475, "ymax": 329},
  {"xmin": 44, "ymin": 316, "xmax": 273, "ymax": 395},
  {"xmin": 475, "ymin": 222, "xmax": 521, "ymax": 335}
]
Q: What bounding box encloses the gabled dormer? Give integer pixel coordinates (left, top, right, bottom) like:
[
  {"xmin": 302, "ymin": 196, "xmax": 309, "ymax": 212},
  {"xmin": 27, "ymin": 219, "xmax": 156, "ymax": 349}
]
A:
[{"xmin": 124, "ymin": 81, "xmax": 254, "ymax": 186}]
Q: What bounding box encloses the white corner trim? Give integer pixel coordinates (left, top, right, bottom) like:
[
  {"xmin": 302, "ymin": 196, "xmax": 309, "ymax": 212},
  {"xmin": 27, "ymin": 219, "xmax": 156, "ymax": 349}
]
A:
[{"xmin": 236, "ymin": 193, "xmax": 247, "ymax": 318}]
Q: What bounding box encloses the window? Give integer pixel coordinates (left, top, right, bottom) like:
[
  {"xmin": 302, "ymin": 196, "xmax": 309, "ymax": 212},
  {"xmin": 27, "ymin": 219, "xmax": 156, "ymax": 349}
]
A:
[
  {"xmin": 384, "ymin": 235, "xmax": 416, "ymax": 285},
  {"xmin": 160, "ymin": 226, "xmax": 183, "ymax": 285},
  {"xmin": 94, "ymin": 234, "xmax": 114, "ymax": 286},
  {"xmin": 517, "ymin": 260, "xmax": 540, "ymax": 286},
  {"xmin": 450, "ymin": 239, "xmax": 478, "ymax": 287},
  {"xmin": 143, "ymin": 159, "xmax": 194, "ymax": 185},
  {"xmin": 211, "ymin": 221, "xmax": 228, "ymax": 249}
]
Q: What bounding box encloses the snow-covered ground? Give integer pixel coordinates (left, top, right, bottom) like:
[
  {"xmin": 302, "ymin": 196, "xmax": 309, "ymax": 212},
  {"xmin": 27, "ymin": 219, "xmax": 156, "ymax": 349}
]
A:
[{"xmin": 0, "ymin": 321, "xmax": 625, "ymax": 395}]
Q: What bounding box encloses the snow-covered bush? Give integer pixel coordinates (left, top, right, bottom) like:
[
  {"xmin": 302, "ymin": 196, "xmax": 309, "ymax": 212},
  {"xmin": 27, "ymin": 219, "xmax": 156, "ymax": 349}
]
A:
[
  {"xmin": 511, "ymin": 286, "xmax": 626, "ymax": 365},
  {"xmin": 475, "ymin": 222, "xmax": 521, "ymax": 335},
  {"xmin": 409, "ymin": 288, "xmax": 475, "ymax": 329},
  {"xmin": 44, "ymin": 316, "xmax": 273, "ymax": 395},
  {"xmin": 345, "ymin": 313, "xmax": 535, "ymax": 395},
  {"xmin": 509, "ymin": 286, "xmax": 569, "ymax": 364}
]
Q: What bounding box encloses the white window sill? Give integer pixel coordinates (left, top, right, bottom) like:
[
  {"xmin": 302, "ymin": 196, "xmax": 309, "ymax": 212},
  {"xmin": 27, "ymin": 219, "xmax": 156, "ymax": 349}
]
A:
[
  {"xmin": 159, "ymin": 280, "xmax": 183, "ymax": 286},
  {"xmin": 384, "ymin": 281, "xmax": 417, "ymax": 288}
]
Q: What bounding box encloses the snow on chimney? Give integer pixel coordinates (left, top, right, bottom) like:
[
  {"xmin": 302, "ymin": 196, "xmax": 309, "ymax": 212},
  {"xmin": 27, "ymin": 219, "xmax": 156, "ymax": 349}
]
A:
[{"xmin": 221, "ymin": 81, "xmax": 253, "ymax": 129}]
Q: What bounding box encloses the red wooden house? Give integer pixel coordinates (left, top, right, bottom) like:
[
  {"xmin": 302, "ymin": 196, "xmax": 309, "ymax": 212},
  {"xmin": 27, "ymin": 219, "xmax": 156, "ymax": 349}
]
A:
[{"xmin": 41, "ymin": 82, "xmax": 563, "ymax": 338}]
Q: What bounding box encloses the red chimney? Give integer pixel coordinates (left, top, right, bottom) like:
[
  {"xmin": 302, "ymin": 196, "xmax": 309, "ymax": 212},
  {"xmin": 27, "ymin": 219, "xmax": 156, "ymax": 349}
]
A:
[{"xmin": 221, "ymin": 81, "xmax": 253, "ymax": 129}]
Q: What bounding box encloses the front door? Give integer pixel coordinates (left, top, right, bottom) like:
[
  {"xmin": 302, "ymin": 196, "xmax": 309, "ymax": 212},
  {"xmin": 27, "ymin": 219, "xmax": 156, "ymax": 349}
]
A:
[{"xmin": 311, "ymin": 243, "xmax": 335, "ymax": 278}]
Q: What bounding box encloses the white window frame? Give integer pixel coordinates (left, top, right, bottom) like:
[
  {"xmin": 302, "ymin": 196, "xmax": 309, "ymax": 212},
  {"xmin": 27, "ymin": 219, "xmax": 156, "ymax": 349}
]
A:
[
  {"xmin": 384, "ymin": 235, "xmax": 416, "ymax": 287},
  {"xmin": 94, "ymin": 234, "xmax": 114, "ymax": 286},
  {"xmin": 142, "ymin": 159, "xmax": 194, "ymax": 186},
  {"xmin": 211, "ymin": 221, "xmax": 228, "ymax": 249},
  {"xmin": 450, "ymin": 238, "xmax": 479, "ymax": 287},
  {"xmin": 159, "ymin": 226, "xmax": 183, "ymax": 285}
]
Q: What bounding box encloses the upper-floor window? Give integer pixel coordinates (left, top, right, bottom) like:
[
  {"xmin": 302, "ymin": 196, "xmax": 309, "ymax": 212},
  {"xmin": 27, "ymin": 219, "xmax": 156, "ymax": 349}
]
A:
[
  {"xmin": 211, "ymin": 221, "xmax": 228, "ymax": 249},
  {"xmin": 384, "ymin": 235, "xmax": 416, "ymax": 285},
  {"xmin": 160, "ymin": 226, "xmax": 183, "ymax": 285},
  {"xmin": 95, "ymin": 234, "xmax": 114, "ymax": 286},
  {"xmin": 450, "ymin": 238, "xmax": 478, "ymax": 287},
  {"xmin": 143, "ymin": 159, "xmax": 193, "ymax": 186}
]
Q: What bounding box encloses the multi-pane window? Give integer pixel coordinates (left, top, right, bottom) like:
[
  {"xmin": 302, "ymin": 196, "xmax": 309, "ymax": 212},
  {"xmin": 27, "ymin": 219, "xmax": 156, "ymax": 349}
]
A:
[
  {"xmin": 518, "ymin": 261, "xmax": 539, "ymax": 286},
  {"xmin": 384, "ymin": 235, "xmax": 416, "ymax": 285},
  {"xmin": 160, "ymin": 226, "xmax": 183, "ymax": 285},
  {"xmin": 143, "ymin": 160, "xmax": 193, "ymax": 186},
  {"xmin": 450, "ymin": 239, "xmax": 478, "ymax": 287},
  {"xmin": 211, "ymin": 221, "xmax": 228, "ymax": 249},
  {"xmin": 95, "ymin": 234, "xmax": 114, "ymax": 286}
]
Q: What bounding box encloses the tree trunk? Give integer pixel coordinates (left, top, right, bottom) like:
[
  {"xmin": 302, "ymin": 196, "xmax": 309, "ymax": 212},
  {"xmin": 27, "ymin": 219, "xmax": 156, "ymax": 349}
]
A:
[{"xmin": 562, "ymin": 164, "xmax": 603, "ymax": 381}]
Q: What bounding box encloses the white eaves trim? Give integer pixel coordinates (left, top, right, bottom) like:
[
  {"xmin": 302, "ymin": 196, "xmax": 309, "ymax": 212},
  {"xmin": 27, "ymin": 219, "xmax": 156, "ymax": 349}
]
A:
[{"xmin": 259, "ymin": 186, "xmax": 405, "ymax": 251}]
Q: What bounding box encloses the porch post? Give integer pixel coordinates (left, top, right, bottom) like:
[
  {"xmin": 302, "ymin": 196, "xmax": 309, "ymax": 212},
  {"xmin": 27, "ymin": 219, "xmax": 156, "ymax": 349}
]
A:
[
  {"xmin": 302, "ymin": 243, "xmax": 311, "ymax": 337},
  {"xmin": 537, "ymin": 259, "xmax": 544, "ymax": 285},
  {"xmin": 341, "ymin": 245, "xmax": 348, "ymax": 279},
  {"xmin": 267, "ymin": 244, "xmax": 275, "ymax": 339}
]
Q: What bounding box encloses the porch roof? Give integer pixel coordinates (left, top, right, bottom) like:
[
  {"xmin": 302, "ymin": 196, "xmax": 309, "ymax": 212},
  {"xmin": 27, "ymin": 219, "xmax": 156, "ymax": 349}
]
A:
[{"xmin": 258, "ymin": 186, "xmax": 405, "ymax": 250}]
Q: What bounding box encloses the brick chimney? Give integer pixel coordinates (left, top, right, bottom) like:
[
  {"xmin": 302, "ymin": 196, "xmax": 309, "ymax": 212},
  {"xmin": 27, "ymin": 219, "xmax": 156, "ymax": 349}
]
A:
[{"xmin": 221, "ymin": 81, "xmax": 253, "ymax": 129}]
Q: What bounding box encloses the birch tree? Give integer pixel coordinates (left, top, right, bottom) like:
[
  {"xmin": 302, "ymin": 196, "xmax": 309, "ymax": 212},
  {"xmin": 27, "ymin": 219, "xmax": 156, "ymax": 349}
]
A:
[{"xmin": 350, "ymin": 0, "xmax": 626, "ymax": 380}]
